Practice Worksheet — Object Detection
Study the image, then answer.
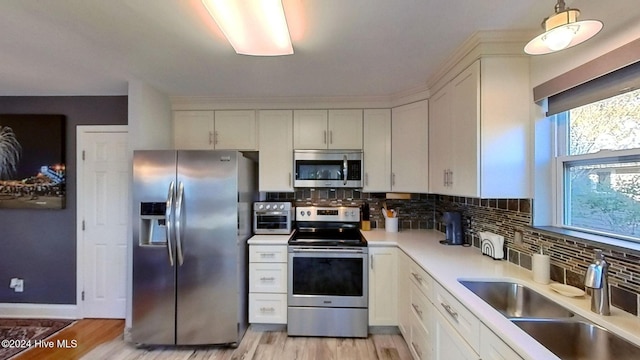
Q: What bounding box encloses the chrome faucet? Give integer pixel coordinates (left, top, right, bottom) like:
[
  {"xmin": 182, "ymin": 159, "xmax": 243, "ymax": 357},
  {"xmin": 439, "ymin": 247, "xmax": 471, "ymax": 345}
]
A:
[{"xmin": 584, "ymin": 249, "xmax": 610, "ymax": 315}]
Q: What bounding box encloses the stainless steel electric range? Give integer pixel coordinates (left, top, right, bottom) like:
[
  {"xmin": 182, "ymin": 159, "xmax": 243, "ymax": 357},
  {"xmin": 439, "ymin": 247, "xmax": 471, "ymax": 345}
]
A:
[{"xmin": 287, "ymin": 206, "xmax": 368, "ymax": 338}]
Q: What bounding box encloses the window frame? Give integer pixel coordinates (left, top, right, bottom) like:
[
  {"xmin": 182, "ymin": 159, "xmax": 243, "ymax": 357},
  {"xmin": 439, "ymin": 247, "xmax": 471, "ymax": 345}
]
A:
[{"xmin": 555, "ymin": 125, "xmax": 640, "ymax": 242}]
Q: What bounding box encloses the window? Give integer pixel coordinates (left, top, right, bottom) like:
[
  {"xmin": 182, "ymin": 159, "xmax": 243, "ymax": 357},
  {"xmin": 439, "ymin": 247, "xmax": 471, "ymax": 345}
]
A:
[{"xmin": 557, "ymin": 88, "xmax": 640, "ymax": 240}]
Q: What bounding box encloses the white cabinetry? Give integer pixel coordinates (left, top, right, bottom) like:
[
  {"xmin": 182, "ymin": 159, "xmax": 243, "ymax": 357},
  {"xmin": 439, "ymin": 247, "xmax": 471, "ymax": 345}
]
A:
[
  {"xmin": 258, "ymin": 110, "xmax": 293, "ymax": 192},
  {"xmin": 428, "ymin": 57, "xmax": 530, "ymax": 198},
  {"xmin": 293, "ymin": 109, "xmax": 363, "ymax": 150},
  {"xmin": 248, "ymin": 245, "xmax": 287, "ymax": 324},
  {"xmin": 433, "ymin": 309, "xmax": 479, "ymax": 360},
  {"xmin": 391, "ymin": 100, "xmax": 429, "ymax": 193},
  {"xmin": 368, "ymin": 246, "xmax": 397, "ymax": 326},
  {"xmin": 480, "ymin": 324, "xmax": 523, "ymax": 360},
  {"xmin": 173, "ymin": 110, "xmax": 257, "ymax": 150},
  {"xmin": 363, "ymin": 109, "xmax": 391, "ymax": 192}
]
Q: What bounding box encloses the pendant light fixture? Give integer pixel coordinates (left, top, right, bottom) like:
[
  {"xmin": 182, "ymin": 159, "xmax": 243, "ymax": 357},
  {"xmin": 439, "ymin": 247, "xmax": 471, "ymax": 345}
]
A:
[
  {"xmin": 524, "ymin": 0, "xmax": 603, "ymax": 55},
  {"xmin": 202, "ymin": 0, "xmax": 293, "ymax": 56}
]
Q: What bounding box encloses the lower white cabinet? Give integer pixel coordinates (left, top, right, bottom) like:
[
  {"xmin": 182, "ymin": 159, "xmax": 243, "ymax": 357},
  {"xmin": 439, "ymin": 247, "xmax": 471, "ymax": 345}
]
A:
[
  {"xmin": 248, "ymin": 245, "xmax": 287, "ymax": 324},
  {"xmin": 433, "ymin": 308, "xmax": 479, "ymax": 360},
  {"xmin": 369, "ymin": 247, "xmax": 398, "ymax": 326},
  {"xmin": 480, "ymin": 324, "xmax": 523, "ymax": 360}
]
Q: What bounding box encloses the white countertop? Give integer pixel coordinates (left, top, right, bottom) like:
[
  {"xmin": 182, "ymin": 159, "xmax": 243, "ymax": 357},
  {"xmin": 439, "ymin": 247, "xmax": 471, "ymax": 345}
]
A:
[
  {"xmin": 247, "ymin": 234, "xmax": 291, "ymax": 245},
  {"xmin": 364, "ymin": 229, "xmax": 640, "ymax": 360}
]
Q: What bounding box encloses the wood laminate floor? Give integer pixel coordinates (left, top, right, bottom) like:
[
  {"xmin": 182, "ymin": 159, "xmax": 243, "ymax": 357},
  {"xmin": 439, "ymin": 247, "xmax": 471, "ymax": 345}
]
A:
[
  {"xmin": 83, "ymin": 326, "xmax": 412, "ymax": 360},
  {"xmin": 12, "ymin": 319, "xmax": 125, "ymax": 360},
  {"xmin": 11, "ymin": 319, "xmax": 411, "ymax": 360}
]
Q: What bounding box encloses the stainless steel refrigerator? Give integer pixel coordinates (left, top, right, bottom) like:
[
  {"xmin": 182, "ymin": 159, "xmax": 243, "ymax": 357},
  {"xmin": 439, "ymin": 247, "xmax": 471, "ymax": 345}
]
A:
[{"xmin": 131, "ymin": 150, "xmax": 256, "ymax": 346}]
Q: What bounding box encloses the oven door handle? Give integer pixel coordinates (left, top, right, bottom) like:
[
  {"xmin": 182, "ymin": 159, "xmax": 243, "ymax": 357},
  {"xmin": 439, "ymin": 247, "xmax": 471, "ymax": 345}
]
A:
[{"xmin": 290, "ymin": 248, "xmax": 366, "ymax": 254}]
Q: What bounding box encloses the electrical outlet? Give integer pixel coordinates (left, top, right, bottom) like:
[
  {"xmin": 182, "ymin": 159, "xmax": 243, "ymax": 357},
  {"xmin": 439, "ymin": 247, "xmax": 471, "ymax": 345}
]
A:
[
  {"xmin": 514, "ymin": 230, "xmax": 523, "ymax": 245},
  {"xmin": 9, "ymin": 278, "xmax": 24, "ymax": 292}
]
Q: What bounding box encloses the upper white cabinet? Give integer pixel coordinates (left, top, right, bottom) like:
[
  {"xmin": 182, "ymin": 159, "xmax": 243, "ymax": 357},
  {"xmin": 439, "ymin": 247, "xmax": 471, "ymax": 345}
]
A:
[
  {"xmin": 363, "ymin": 109, "xmax": 391, "ymax": 192},
  {"xmin": 428, "ymin": 57, "xmax": 530, "ymax": 198},
  {"xmin": 293, "ymin": 109, "xmax": 363, "ymax": 150},
  {"xmin": 173, "ymin": 110, "xmax": 257, "ymax": 150},
  {"xmin": 258, "ymin": 110, "xmax": 294, "ymax": 192},
  {"xmin": 391, "ymin": 100, "xmax": 429, "ymax": 193}
]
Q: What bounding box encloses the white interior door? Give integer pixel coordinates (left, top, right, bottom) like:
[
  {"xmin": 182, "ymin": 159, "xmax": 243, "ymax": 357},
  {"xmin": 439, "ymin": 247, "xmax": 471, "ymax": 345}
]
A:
[{"xmin": 77, "ymin": 126, "xmax": 129, "ymax": 318}]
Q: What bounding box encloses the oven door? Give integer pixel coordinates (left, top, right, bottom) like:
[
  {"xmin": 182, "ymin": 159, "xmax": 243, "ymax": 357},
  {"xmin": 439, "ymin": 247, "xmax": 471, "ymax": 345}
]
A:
[
  {"xmin": 293, "ymin": 150, "xmax": 362, "ymax": 188},
  {"xmin": 288, "ymin": 246, "xmax": 368, "ymax": 308}
]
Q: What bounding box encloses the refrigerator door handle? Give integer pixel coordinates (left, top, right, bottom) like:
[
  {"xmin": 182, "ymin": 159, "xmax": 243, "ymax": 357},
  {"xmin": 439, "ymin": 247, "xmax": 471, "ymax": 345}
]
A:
[
  {"xmin": 165, "ymin": 181, "xmax": 175, "ymax": 267},
  {"xmin": 175, "ymin": 182, "xmax": 185, "ymax": 266}
]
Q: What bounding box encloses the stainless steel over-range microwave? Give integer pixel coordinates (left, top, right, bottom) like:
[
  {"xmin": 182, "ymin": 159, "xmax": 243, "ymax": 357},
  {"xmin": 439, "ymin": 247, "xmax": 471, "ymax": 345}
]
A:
[{"xmin": 293, "ymin": 150, "xmax": 363, "ymax": 188}]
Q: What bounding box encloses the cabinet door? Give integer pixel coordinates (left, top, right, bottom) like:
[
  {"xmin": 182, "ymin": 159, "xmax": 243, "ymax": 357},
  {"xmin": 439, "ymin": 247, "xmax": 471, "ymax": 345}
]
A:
[
  {"xmin": 363, "ymin": 109, "xmax": 391, "ymax": 192},
  {"xmin": 173, "ymin": 110, "xmax": 214, "ymax": 149},
  {"xmin": 428, "ymin": 84, "xmax": 453, "ymax": 195},
  {"xmin": 480, "ymin": 324, "xmax": 523, "ymax": 360},
  {"xmin": 391, "ymin": 100, "xmax": 429, "ymax": 193},
  {"xmin": 450, "ymin": 61, "xmax": 480, "ymax": 197},
  {"xmin": 328, "ymin": 109, "xmax": 363, "ymax": 149},
  {"xmin": 258, "ymin": 110, "xmax": 293, "ymax": 192},
  {"xmin": 293, "ymin": 110, "xmax": 328, "ymax": 149},
  {"xmin": 214, "ymin": 110, "xmax": 257, "ymax": 150},
  {"xmin": 433, "ymin": 308, "xmax": 479, "ymax": 360},
  {"xmin": 368, "ymin": 247, "xmax": 397, "ymax": 326}
]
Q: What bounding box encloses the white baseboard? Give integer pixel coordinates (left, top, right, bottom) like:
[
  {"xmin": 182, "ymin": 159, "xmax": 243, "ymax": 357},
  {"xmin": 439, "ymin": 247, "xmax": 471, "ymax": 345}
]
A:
[{"xmin": 0, "ymin": 303, "xmax": 78, "ymax": 319}]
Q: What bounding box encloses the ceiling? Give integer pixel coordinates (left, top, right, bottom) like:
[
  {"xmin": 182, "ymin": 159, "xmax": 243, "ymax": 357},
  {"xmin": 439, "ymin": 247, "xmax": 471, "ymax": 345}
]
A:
[{"xmin": 0, "ymin": 0, "xmax": 637, "ymax": 98}]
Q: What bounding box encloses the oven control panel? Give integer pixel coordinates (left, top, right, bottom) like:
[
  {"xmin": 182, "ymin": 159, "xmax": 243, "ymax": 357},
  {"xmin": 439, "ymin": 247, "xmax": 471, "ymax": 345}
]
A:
[{"xmin": 296, "ymin": 206, "xmax": 360, "ymax": 222}]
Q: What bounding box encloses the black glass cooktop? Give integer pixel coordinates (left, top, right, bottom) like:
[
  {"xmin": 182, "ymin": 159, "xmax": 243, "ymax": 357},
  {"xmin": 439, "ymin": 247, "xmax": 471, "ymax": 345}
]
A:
[{"xmin": 288, "ymin": 226, "xmax": 367, "ymax": 247}]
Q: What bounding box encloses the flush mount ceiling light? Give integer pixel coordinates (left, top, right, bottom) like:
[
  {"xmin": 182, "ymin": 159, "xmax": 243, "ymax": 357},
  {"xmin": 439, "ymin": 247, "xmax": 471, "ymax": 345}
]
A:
[
  {"xmin": 524, "ymin": 0, "xmax": 603, "ymax": 55},
  {"xmin": 202, "ymin": 0, "xmax": 293, "ymax": 56}
]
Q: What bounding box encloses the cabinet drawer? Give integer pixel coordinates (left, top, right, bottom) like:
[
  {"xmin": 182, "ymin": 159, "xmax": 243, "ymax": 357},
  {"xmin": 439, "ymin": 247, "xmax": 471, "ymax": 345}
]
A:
[
  {"xmin": 408, "ymin": 260, "xmax": 433, "ymax": 301},
  {"xmin": 409, "ymin": 281, "xmax": 431, "ymax": 330},
  {"xmin": 434, "ymin": 283, "xmax": 480, "ymax": 353},
  {"xmin": 249, "ymin": 245, "xmax": 287, "ymax": 263},
  {"xmin": 249, "ymin": 263, "xmax": 287, "ymax": 293},
  {"xmin": 249, "ymin": 293, "xmax": 287, "ymax": 324},
  {"xmin": 410, "ymin": 314, "xmax": 432, "ymax": 360}
]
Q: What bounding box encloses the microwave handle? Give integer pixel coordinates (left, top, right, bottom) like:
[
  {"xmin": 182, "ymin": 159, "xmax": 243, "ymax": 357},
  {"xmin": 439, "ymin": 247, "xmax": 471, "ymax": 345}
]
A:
[{"xmin": 343, "ymin": 155, "xmax": 348, "ymax": 185}]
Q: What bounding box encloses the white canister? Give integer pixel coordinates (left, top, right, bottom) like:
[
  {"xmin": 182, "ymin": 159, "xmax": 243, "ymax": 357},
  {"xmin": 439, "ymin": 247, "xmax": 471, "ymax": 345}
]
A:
[
  {"xmin": 532, "ymin": 253, "xmax": 551, "ymax": 284},
  {"xmin": 385, "ymin": 217, "xmax": 398, "ymax": 232}
]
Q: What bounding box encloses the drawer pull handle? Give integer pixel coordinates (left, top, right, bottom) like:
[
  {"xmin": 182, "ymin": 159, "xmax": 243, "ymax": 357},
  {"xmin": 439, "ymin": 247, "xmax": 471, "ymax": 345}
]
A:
[
  {"xmin": 411, "ymin": 303, "xmax": 423, "ymax": 319},
  {"xmin": 441, "ymin": 302, "xmax": 459, "ymax": 322},
  {"xmin": 260, "ymin": 253, "xmax": 276, "ymax": 258},
  {"xmin": 259, "ymin": 307, "xmax": 275, "ymax": 313},
  {"xmin": 411, "ymin": 272, "xmax": 423, "ymax": 283},
  {"xmin": 412, "ymin": 342, "xmax": 423, "ymax": 359},
  {"xmin": 260, "ymin": 277, "xmax": 275, "ymax": 281}
]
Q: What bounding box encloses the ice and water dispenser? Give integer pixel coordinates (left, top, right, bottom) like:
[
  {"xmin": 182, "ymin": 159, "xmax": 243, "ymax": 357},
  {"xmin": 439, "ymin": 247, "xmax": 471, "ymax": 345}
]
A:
[{"xmin": 139, "ymin": 202, "xmax": 168, "ymax": 246}]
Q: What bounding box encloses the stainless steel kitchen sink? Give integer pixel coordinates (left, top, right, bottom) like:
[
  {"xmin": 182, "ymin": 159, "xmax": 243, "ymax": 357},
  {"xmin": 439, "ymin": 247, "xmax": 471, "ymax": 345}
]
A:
[
  {"xmin": 512, "ymin": 319, "xmax": 640, "ymax": 360},
  {"xmin": 459, "ymin": 280, "xmax": 575, "ymax": 319}
]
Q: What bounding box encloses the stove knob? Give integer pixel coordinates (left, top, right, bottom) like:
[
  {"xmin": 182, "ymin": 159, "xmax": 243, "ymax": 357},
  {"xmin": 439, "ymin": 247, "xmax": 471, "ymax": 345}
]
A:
[
  {"xmin": 266, "ymin": 204, "xmax": 271, "ymax": 210},
  {"xmin": 307, "ymin": 211, "xmax": 311, "ymax": 216},
  {"xmin": 279, "ymin": 204, "xmax": 285, "ymax": 210},
  {"xmin": 258, "ymin": 204, "xmax": 264, "ymax": 210},
  {"xmin": 300, "ymin": 211, "xmax": 305, "ymax": 216}
]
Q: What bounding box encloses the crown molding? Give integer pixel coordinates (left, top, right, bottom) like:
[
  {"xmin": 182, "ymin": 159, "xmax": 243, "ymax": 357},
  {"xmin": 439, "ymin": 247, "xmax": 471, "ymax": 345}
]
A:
[
  {"xmin": 427, "ymin": 30, "xmax": 536, "ymax": 94},
  {"xmin": 170, "ymin": 94, "xmax": 396, "ymax": 110}
]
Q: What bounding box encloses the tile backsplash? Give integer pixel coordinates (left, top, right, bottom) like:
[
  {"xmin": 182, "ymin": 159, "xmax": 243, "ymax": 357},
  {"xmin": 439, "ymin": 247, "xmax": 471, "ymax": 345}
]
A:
[
  {"xmin": 437, "ymin": 195, "xmax": 640, "ymax": 317},
  {"xmin": 266, "ymin": 190, "xmax": 640, "ymax": 317}
]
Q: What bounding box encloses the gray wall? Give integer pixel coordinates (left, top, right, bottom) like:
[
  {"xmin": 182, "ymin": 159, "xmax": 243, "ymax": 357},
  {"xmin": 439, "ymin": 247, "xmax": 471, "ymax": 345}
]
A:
[{"xmin": 0, "ymin": 96, "xmax": 127, "ymax": 304}]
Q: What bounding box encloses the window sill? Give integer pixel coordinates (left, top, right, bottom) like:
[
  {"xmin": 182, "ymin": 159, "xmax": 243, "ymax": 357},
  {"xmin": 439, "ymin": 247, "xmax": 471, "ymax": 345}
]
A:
[{"xmin": 531, "ymin": 226, "xmax": 640, "ymax": 254}]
